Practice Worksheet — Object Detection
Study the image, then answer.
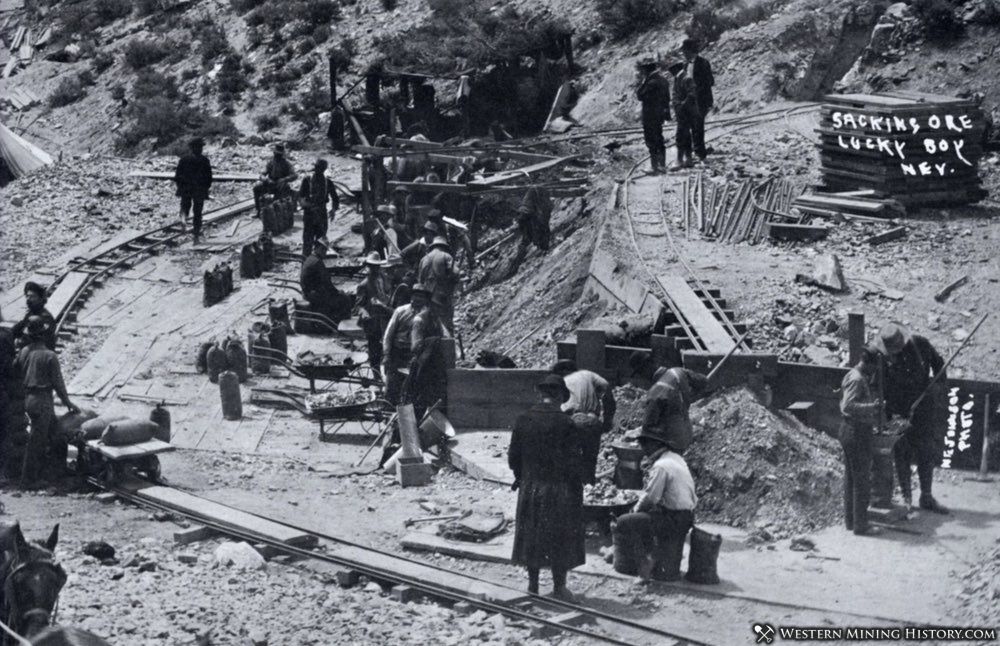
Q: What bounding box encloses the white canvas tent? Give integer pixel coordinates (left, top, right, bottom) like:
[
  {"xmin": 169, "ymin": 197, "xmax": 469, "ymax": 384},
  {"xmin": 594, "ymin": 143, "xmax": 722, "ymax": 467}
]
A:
[{"xmin": 0, "ymin": 120, "xmax": 53, "ymax": 179}]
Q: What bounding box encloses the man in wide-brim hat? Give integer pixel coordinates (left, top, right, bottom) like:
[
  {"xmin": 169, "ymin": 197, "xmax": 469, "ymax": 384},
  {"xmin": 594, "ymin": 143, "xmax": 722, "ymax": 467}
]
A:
[
  {"xmin": 614, "ymin": 427, "xmax": 697, "ymax": 581},
  {"xmin": 508, "ymin": 374, "xmax": 585, "ymax": 599},
  {"xmin": 253, "ymin": 142, "xmax": 298, "ymax": 216},
  {"xmin": 298, "ymin": 157, "xmax": 338, "ymax": 256},
  {"xmin": 357, "ymin": 252, "xmax": 392, "ymax": 369},
  {"xmin": 635, "ymin": 54, "xmax": 671, "ymax": 174},
  {"xmin": 876, "ymin": 322, "xmax": 949, "ymax": 514},
  {"xmin": 418, "ymin": 231, "xmax": 461, "ymax": 334}
]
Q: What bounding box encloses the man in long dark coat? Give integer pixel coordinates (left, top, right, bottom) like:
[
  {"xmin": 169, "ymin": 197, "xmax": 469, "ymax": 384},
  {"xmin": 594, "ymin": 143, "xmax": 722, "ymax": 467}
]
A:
[
  {"xmin": 173, "ymin": 137, "xmax": 213, "ymax": 239},
  {"xmin": 681, "ymin": 38, "xmax": 714, "ymax": 161},
  {"xmin": 508, "ymin": 374, "xmax": 585, "ymax": 599}
]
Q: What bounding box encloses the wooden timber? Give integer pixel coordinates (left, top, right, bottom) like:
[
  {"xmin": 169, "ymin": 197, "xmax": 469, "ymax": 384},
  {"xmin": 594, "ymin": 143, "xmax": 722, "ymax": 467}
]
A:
[{"xmin": 656, "ymin": 275, "xmax": 734, "ymax": 353}]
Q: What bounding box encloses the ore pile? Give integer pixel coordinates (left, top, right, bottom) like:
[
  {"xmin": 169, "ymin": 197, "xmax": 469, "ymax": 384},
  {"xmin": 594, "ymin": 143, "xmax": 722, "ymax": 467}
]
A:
[
  {"xmin": 605, "ymin": 384, "xmax": 843, "ymax": 539},
  {"xmin": 686, "ymin": 387, "xmax": 843, "ymax": 538},
  {"xmin": 952, "ymin": 542, "xmax": 1000, "ymax": 626}
]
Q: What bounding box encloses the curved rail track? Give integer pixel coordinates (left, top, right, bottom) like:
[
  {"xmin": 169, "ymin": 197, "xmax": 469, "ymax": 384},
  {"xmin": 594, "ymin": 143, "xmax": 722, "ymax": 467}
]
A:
[
  {"xmin": 97, "ymin": 481, "xmax": 717, "ymax": 646},
  {"xmin": 45, "ymin": 198, "xmax": 256, "ymax": 342},
  {"xmin": 621, "ymin": 104, "xmax": 821, "ymax": 352}
]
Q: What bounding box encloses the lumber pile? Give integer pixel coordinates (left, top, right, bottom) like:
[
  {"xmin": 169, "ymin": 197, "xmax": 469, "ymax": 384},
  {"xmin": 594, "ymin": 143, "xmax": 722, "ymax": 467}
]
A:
[
  {"xmin": 791, "ymin": 191, "xmax": 906, "ymax": 221},
  {"xmin": 818, "ymin": 91, "xmax": 987, "ymax": 207},
  {"xmin": 687, "ymin": 175, "xmax": 802, "ymax": 244}
]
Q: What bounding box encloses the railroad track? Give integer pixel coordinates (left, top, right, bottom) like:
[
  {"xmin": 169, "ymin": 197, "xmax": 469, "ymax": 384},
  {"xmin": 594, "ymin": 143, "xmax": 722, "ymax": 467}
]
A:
[
  {"xmin": 46, "ymin": 198, "xmax": 256, "ymax": 345},
  {"xmin": 94, "ymin": 480, "xmax": 716, "ymax": 646},
  {"xmin": 621, "ymin": 104, "xmax": 820, "ymax": 353}
]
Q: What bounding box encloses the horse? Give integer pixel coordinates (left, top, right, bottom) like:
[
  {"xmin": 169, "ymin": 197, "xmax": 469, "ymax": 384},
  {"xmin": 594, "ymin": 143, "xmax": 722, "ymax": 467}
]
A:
[{"xmin": 0, "ymin": 523, "xmax": 65, "ymax": 645}]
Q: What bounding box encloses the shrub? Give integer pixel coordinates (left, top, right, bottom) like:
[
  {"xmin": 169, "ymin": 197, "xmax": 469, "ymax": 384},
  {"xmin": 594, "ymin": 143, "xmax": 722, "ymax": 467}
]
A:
[
  {"xmin": 299, "ymin": 57, "xmax": 318, "ymax": 74},
  {"xmin": 117, "ymin": 93, "xmax": 238, "ymax": 152},
  {"xmin": 912, "ymin": 0, "xmax": 964, "ymax": 41},
  {"xmin": 230, "ymin": 0, "xmax": 266, "ymax": 13},
  {"xmin": 48, "ymin": 76, "xmax": 87, "ymax": 107},
  {"xmin": 217, "ymin": 54, "xmax": 249, "ymax": 100},
  {"xmin": 94, "ymin": 0, "xmax": 132, "ymax": 23},
  {"xmin": 255, "ymin": 113, "xmax": 281, "ymax": 132},
  {"xmin": 136, "ymin": 0, "xmax": 162, "ymax": 16},
  {"xmin": 295, "ymin": 37, "xmax": 318, "ymax": 57},
  {"xmin": 195, "ymin": 21, "xmax": 231, "ymax": 65},
  {"xmin": 76, "ymin": 69, "xmax": 96, "ymax": 86},
  {"xmin": 286, "ymin": 74, "xmax": 328, "ymax": 128},
  {"xmin": 380, "ymin": 0, "xmax": 398, "ymax": 9},
  {"xmin": 181, "ymin": 67, "xmax": 200, "ymax": 80},
  {"xmin": 110, "ymin": 84, "xmax": 126, "ymax": 101},
  {"xmin": 312, "ymin": 24, "xmax": 331, "ymax": 43},
  {"xmin": 91, "ymin": 50, "xmax": 115, "ymax": 74},
  {"xmin": 132, "ymin": 69, "xmax": 180, "ymax": 101},
  {"xmin": 596, "ymin": 0, "xmax": 677, "ymax": 39},
  {"xmin": 123, "ymin": 38, "xmax": 173, "ymax": 68},
  {"xmin": 297, "ymin": 0, "xmax": 340, "ymax": 25}
]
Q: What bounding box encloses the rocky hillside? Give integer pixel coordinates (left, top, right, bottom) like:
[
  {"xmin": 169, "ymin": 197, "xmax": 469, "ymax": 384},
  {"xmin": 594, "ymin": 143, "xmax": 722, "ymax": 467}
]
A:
[{"xmin": 1, "ymin": 0, "xmax": 997, "ymax": 159}]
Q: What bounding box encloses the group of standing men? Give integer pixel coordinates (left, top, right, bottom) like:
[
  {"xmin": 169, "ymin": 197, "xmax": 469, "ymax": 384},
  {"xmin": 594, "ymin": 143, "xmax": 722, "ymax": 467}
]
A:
[
  {"xmin": 839, "ymin": 324, "xmax": 950, "ymax": 536},
  {"xmin": 0, "ymin": 284, "xmax": 79, "ymax": 489},
  {"xmin": 637, "ymin": 38, "xmax": 715, "ymax": 173}
]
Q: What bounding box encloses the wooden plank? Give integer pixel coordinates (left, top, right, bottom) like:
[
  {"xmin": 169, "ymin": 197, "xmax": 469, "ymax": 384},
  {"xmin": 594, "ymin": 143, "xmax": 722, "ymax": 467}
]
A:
[
  {"xmin": 467, "ymin": 156, "xmax": 574, "ymax": 188},
  {"xmin": 576, "ymin": 329, "xmax": 606, "ymax": 373},
  {"xmin": 386, "ymin": 181, "xmax": 468, "ymax": 194},
  {"xmin": 135, "ymin": 486, "xmax": 317, "ymax": 547},
  {"xmin": 934, "ymin": 275, "xmax": 968, "ymax": 303},
  {"xmin": 401, "ymin": 532, "xmax": 512, "ymax": 564},
  {"xmin": 866, "ymin": 226, "xmax": 907, "ymax": 246},
  {"xmin": 46, "ymin": 271, "xmax": 90, "ymax": 320},
  {"xmin": 656, "ymin": 275, "xmax": 733, "ymax": 353},
  {"xmin": 86, "ymin": 438, "xmax": 175, "ymax": 460}
]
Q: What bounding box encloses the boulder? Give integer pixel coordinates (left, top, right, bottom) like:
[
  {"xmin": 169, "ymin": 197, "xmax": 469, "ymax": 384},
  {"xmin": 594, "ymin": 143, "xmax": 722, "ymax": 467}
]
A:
[
  {"xmin": 809, "ymin": 254, "xmax": 848, "ymax": 293},
  {"xmin": 213, "ymin": 541, "xmax": 266, "ymax": 570}
]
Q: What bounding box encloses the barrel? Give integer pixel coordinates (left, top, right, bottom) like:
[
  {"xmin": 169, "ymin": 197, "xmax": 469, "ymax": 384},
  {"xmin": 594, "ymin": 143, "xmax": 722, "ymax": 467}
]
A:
[
  {"xmin": 240, "ymin": 244, "xmax": 258, "ymax": 279},
  {"xmin": 206, "ymin": 344, "xmax": 228, "ymax": 383},
  {"xmin": 196, "ymin": 341, "xmax": 214, "ymax": 373},
  {"xmin": 258, "ymin": 233, "xmax": 274, "ymax": 271},
  {"xmin": 149, "ymin": 402, "xmax": 171, "ymax": 442},
  {"xmin": 612, "ymin": 525, "xmax": 640, "ymax": 575},
  {"xmin": 267, "ymin": 323, "xmax": 288, "ymax": 364},
  {"xmin": 202, "ymin": 270, "xmax": 216, "ymax": 307},
  {"xmin": 219, "ymin": 371, "xmax": 243, "ymax": 421},
  {"xmin": 268, "ymin": 299, "xmax": 291, "ymax": 333},
  {"xmin": 225, "ymin": 338, "xmax": 249, "ymax": 382},
  {"xmin": 248, "ymin": 323, "xmax": 272, "ymax": 374}
]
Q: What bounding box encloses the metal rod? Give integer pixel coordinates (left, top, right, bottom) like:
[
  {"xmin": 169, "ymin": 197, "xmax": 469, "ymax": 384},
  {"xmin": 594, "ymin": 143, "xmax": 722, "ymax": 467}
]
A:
[{"xmin": 980, "ymin": 393, "xmax": 991, "ymax": 476}]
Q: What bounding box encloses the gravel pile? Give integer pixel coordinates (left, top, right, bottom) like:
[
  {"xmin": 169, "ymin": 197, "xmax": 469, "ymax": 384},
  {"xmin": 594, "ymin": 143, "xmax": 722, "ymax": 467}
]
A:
[
  {"xmin": 952, "ymin": 540, "xmax": 1000, "ymax": 626},
  {"xmin": 56, "ymin": 534, "xmax": 571, "ymax": 645}
]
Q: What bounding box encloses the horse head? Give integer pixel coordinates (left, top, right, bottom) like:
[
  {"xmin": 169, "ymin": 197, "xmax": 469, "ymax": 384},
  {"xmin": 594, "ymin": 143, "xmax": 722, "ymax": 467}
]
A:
[{"xmin": 1, "ymin": 523, "xmax": 66, "ymax": 642}]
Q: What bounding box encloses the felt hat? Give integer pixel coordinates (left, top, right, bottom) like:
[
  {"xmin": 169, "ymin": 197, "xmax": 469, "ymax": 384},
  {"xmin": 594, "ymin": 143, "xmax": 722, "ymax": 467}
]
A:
[
  {"xmin": 24, "ymin": 315, "xmax": 48, "ymax": 340},
  {"xmin": 411, "ymin": 283, "xmax": 431, "ymax": 297},
  {"xmin": 23, "ymin": 281, "xmax": 47, "ymax": 299},
  {"xmin": 364, "ymin": 252, "xmax": 386, "ymax": 267},
  {"xmin": 636, "ymin": 428, "xmax": 669, "ymax": 446},
  {"xmin": 273, "ymin": 143, "xmax": 286, "ymax": 153},
  {"xmin": 376, "ymin": 204, "xmax": 397, "ymax": 216},
  {"xmin": 313, "ymin": 236, "xmax": 330, "ymax": 249},
  {"xmin": 423, "ymin": 221, "xmax": 440, "ymax": 234},
  {"xmin": 681, "ymin": 37, "xmax": 700, "ymax": 53},
  {"xmin": 189, "ymin": 137, "xmax": 205, "ymax": 149},
  {"xmin": 536, "ymin": 374, "xmax": 570, "ymax": 403},
  {"xmin": 550, "ymin": 359, "xmax": 577, "ymax": 376},
  {"xmin": 384, "ymin": 253, "xmax": 404, "ymax": 268},
  {"xmin": 878, "ymin": 323, "xmax": 911, "ymax": 355},
  {"xmin": 313, "ymin": 157, "xmax": 328, "ymax": 170},
  {"xmin": 430, "ymin": 236, "xmax": 450, "ymax": 249}
]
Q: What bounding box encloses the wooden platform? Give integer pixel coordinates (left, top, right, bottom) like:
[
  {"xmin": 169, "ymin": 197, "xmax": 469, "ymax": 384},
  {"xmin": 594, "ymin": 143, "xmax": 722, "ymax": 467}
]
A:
[
  {"xmin": 446, "ymin": 429, "xmax": 514, "ymax": 485},
  {"xmin": 86, "ymin": 438, "xmax": 175, "ymax": 460},
  {"xmin": 656, "ymin": 274, "xmax": 733, "ymax": 353}
]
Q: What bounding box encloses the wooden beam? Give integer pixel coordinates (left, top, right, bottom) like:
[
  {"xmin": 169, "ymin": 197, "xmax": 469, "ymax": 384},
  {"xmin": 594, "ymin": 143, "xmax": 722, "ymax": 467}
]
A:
[
  {"xmin": 129, "ymin": 171, "xmax": 257, "ymax": 182},
  {"xmin": 866, "ymin": 226, "xmax": 907, "ymax": 246},
  {"xmin": 766, "ymin": 222, "xmax": 830, "ymax": 242},
  {"xmin": 934, "ymin": 275, "xmax": 968, "ymax": 303},
  {"xmin": 467, "ymin": 156, "xmax": 575, "ymax": 188},
  {"xmin": 657, "ymin": 274, "xmax": 734, "ymax": 353}
]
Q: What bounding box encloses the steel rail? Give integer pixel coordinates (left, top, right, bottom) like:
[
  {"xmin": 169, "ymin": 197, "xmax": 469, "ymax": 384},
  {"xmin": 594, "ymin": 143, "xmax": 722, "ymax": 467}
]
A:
[{"xmin": 96, "ymin": 482, "xmax": 716, "ymax": 646}]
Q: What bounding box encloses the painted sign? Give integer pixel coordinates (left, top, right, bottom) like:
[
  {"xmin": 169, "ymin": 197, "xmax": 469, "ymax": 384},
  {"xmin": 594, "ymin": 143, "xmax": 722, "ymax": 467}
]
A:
[{"xmin": 940, "ymin": 386, "xmax": 996, "ymax": 470}]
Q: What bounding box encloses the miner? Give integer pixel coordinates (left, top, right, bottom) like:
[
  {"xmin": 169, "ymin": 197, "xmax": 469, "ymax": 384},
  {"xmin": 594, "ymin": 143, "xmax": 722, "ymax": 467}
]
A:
[
  {"xmin": 402, "ymin": 293, "xmax": 452, "ymax": 424},
  {"xmin": 253, "ymin": 143, "xmax": 298, "ymax": 216},
  {"xmin": 298, "ymin": 158, "xmax": 338, "ymax": 256},
  {"xmin": 507, "ymin": 374, "xmax": 585, "ymax": 599},
  {"xmin": 640, "ymin": 365, "xmax": 710, "ymax": 454},
  {"xmin": 11, "ymin": 282, "xmax": 56, "ymax": 350},
  {"xmin": 382, "ymin": 284, "xmax": 429, "ymax": 406},
  {"xmin": 681, "ymin": 38, "xmax": 714, "ymax": 162},
  {"xmin": 15, "ymin": 316, "xmax": 79, "ymax": 488},
  {"xmin": 550, "ymin": 359, "xmax": 616, "ymax": 484},
  {"xmin": 636, "ymin": 57, "xmax": 671, "ymax": 174},
  {"xmin": 839, "ymin": 346, "xmax": 884, "ymax": 536},
  {"xmin": 614, "ymin": 429, "xmax": 696, "ymax": 581},
  {"xmin": 299, "ymin": 237, "xmax": 351, "ymax": 323},
  {"xmin": 173, "ymin": 137, "xmax": 213, "ymax": 240},
  {"xmin": 878, "ymin": 323, "xmax": 949, "ymax": 514},
  {"xmin": 417, "ymin": 234, "xmax": 461, "ymax": 333},
  {"xmin": 356, "ymin": 252, "xmax": 392, "ymax": 369}
]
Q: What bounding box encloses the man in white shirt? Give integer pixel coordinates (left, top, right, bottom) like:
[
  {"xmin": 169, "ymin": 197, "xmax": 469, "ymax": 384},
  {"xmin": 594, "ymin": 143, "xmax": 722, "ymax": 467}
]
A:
[
  {"xmin": 614, "ymin": 429, "xmax": 696, "ymax": 581},
  {"xmin": 551, "ymin": 360, "xmax": 616, "ymax": 484}
]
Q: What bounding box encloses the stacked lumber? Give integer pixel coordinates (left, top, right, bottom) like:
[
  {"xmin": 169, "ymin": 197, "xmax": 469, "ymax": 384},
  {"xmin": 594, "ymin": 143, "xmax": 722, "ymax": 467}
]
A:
[
  {"xmin": 818, "ymin": 91, "xmax": 987, "ymax": 207},
  {"xmin": 687, "ymin": 175, "xmax": 801, "ymax": 244},
  {"xmin": 792, "ymin": 191, "xmax": 906, "ymax": 221}
]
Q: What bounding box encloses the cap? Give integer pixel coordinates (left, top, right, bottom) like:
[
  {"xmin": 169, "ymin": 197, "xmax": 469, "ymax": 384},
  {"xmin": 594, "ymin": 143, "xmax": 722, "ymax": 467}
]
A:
[
  {"xmin": 364, "ymin": 252, "xmax": 386, "ymax": 266},
  {"xmin": 878, "ymin": 323, "xmax": 910, "ymax": 355},
  {"xmin": 536, "ymin": 374, "xmax": 570, "ymax": 403},
  {"xmin": 411, "ymin": 283, "xmax": 431, "ymax": 296},
  {"xmin": 376, "ymin": 204, "xmax": 397, "ymax": 216},
  {"xmin": 423, "ymin": 221, "xmax": 440, "ymax": 233},
  {"xmin": 429, "ymin": 236, "xmax": 450, "ymax": 249}
]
